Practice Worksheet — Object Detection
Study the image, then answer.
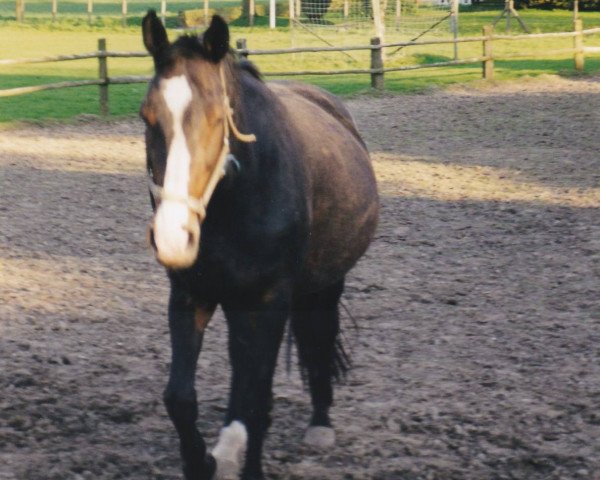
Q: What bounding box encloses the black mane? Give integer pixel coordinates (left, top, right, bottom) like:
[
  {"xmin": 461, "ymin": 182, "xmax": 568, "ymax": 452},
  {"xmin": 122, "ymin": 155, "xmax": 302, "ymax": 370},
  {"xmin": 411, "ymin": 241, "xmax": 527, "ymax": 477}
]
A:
[
  {"xmin": 155, "ymin": 35, "xmax": 213, "ymax": 71},
  {"xmin": 173, "ymin": 34, "xmax": 207, "ymax": 57},
  {"xmin": 157, "ymin": 34, "xmax": 263, "ymax": 82},
  {"xmin": 238, "ymin": 58, "xmax": 262, "ymax": 80}
]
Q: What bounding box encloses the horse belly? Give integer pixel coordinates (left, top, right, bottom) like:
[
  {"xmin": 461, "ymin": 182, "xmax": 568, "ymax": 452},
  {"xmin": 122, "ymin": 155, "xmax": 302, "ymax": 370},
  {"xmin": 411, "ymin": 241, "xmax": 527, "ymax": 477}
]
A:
[
  {"xmin": 299, "ymin": 124, "xmax": 378, "ymax": 292},
  {"xmin": 272, "ymin": 84, "xmax": 379, "ymax": 292}
]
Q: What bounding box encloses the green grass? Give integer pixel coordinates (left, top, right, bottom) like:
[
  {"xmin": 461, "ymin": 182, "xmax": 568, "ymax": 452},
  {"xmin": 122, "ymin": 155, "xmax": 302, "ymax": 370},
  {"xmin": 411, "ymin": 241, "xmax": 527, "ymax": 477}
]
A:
[
  {"xmin": 0, "ymin": 0, "xmax": 240, "ymax": 19},
  {"xmin": 1, "ymin": 8, "xmax": 599, "ymax": 123},
  {"xmin": 459, "ymin": 7, "xmax": 600, "ymax": 34}
]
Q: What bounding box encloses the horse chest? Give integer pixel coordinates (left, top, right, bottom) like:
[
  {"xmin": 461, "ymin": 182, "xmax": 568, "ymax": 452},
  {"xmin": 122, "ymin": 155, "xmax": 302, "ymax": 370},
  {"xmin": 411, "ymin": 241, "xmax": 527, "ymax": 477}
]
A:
[{"xmin": 176, "ymin": 217, "xmax": 306, "ymax": 300}]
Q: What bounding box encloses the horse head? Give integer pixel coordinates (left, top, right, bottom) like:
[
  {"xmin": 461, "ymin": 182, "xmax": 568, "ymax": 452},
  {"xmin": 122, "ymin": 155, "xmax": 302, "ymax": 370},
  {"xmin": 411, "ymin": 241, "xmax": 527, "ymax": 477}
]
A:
[{"xmin": 141, "ymin": 11, "xmax": 254, "ymax": 270}]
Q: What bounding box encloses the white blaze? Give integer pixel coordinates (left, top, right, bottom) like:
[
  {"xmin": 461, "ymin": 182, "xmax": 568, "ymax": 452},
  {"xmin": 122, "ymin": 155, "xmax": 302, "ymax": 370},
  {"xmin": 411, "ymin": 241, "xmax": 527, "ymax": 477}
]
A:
[
  {"xmin": 212, "ymin": 421, "xmax": 248, "ymax": 480},
  {"xmin": 162, "ymin": 75, "xmax": 193, "ymax": 197},
  {"xmin": 153, "ymin": 75, "xmax": 194, "ymax": 263}
]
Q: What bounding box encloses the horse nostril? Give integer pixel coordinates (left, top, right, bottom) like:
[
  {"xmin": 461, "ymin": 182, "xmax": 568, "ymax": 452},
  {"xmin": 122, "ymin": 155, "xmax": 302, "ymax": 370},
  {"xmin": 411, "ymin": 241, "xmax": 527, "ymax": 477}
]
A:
[
  {"xmin": 148, "ymin": 226, "xmax": 157, "ymax": 251},
  {"xmin": 182, "ymin": 223, "xmax": 198, "ymax": 249}
]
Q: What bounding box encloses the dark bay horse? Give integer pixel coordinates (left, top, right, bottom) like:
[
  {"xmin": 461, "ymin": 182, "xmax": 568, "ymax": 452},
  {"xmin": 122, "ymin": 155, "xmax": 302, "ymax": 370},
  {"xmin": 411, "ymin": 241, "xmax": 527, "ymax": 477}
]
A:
[{"xmin": 140, "ymin": 10, "xmax": 378, "ymax": 480}]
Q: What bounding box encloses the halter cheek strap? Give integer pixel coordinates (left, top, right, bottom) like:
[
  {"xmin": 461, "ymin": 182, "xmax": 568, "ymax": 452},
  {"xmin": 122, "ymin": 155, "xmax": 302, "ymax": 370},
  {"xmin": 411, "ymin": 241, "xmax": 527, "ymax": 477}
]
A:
[{"xmin": 148, "ymin": 64, "xmax": 256, "ymax": 221}]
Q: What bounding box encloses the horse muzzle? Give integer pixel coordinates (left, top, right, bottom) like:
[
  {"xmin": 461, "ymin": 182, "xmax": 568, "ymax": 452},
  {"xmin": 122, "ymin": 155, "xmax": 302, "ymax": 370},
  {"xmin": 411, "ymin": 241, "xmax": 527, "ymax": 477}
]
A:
[{"xmin": 148, "ymin": 200, "xmax": 201, "ymax": 270}]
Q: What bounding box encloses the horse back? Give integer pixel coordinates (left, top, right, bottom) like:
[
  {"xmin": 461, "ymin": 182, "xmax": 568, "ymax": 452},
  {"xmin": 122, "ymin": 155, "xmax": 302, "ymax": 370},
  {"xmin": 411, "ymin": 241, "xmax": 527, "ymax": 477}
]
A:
[{"xmin": 268, "ymin": 81, "xmax": 366, "ymax": 148}]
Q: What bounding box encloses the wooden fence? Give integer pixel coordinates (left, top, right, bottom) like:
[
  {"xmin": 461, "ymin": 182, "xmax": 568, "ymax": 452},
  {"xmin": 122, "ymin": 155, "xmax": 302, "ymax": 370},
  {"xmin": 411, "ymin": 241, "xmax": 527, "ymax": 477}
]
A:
[
  {"xmin": 14, "ymin": 0, "xmax": 214, "ymax": 26},
  {"xmin": 1, "ymin": 21, "xmax": 599, "ymax": 114}
]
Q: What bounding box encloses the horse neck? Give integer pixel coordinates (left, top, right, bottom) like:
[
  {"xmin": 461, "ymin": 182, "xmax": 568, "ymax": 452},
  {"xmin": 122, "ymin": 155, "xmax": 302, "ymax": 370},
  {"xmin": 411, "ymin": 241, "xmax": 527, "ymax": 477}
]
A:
[
  {"xmin": 224, "ymin": 63, "xmax": 275, "ymax": 172},
  {"xmin": 212, "ymin": 63, "xmax": 264, "ymax": 198},
  {"xmin": 225, "ymin": 61, "xmax": 259, "ymax": 137},
  {"xmin": 216, "ymin": 64, "xmax": 300, "ymax": 219}
]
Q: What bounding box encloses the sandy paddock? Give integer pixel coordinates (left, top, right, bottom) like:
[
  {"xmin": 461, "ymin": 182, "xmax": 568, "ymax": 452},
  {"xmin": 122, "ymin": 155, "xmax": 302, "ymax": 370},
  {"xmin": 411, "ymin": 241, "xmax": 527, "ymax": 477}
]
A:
[{"xmin": 1, "ymin": 74, "xmax": 599, "ymax": 479}]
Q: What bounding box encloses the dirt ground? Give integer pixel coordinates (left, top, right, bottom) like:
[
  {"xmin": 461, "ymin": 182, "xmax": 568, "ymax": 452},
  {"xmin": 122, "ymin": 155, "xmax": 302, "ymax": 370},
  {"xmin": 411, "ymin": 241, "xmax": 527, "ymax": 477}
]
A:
[{"xmin": 1, "ymin": 74, "xmax": 599, "ymax": 480}]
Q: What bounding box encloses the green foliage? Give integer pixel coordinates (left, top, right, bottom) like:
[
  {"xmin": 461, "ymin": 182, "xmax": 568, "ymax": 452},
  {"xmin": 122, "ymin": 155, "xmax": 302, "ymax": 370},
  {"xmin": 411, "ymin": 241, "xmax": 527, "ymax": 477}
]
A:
[
  {"xmin": 516, "ymin": 0, "xmax": 600, "ymax": 10},
  {"xmin": 473, "ymin": 0, "xmax": 599, "ymax": 11},
  {"xmin": 180, "ymin": 3, "xmax": 289, "ymax": 27},
  {"xmin": 301, "ymin": 0, "xmax": 332, "ymax": 21}
]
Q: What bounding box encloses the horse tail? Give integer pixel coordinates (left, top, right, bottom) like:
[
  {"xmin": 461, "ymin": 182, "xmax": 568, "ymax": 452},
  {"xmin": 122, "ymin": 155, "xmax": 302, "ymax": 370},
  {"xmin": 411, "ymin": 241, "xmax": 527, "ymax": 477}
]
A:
[
  {"xmin": 289, "ymin": 292, "xmax": 357, "ymax": 384},
  {"xmin": 333, "ymin": 299, "xmax": 358, "ymax": 380}
]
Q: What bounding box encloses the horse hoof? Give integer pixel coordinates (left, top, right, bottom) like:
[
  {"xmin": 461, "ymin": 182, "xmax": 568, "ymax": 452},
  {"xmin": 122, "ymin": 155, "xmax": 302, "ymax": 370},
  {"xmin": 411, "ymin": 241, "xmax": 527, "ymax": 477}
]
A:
[
  {"xmin": 212, "ymin": 421, "xmax": 247, "ymax": 480},
  {"xmin": 212, "ymin": 458, "xmax": 240, "ymax": 480},
  {"xmin": 303, "ymin": 426, "xmax": 336, "ymax": 449}
]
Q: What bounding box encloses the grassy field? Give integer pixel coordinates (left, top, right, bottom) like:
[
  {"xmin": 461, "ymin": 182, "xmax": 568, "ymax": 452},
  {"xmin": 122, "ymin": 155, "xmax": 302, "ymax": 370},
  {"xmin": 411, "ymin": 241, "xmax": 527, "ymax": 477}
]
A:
[
  {"xmin": 0, "ymin": 0, "xmax": 239, "ymax": 22},
  {"xmin": 1, "ymin": 7, "xmax": 599, "ymax": 123}
]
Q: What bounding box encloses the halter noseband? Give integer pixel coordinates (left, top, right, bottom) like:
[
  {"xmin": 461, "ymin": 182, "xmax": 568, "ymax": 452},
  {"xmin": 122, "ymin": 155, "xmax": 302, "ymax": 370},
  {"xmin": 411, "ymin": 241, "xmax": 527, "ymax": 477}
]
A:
[{"xmin": 148, "ymin": 64, "xmax": 256, "ymax": 220}]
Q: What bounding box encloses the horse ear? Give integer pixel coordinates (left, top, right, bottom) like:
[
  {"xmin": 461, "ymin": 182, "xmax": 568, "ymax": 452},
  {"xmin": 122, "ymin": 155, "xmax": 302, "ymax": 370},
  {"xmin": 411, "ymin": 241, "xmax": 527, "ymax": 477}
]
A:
[
  {"xmin": 202, "ymin": 15, "xmax": 230, "ymax": 63},
  {"xmin": 142, "ymin": 10, "xmax": 169, "ymax": 64}
]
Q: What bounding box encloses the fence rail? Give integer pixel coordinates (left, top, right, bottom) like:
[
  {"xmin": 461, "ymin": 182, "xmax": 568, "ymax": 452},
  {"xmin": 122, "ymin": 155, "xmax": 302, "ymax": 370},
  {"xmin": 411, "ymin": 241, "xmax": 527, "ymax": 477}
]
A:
[
  {"xmin": 1, "ymin": 23, "xmax": 599, "ymax": 113},
  {"xmin": 13, "ymin": 0, "xmax": 218, "ymax": 27}
]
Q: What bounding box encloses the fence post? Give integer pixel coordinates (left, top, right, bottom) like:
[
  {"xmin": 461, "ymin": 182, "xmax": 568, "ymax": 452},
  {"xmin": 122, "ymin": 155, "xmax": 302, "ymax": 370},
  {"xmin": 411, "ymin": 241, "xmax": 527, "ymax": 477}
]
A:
[
  {"xmin": 236, "ymin": 39, "xmax": 248, "ymax": 59},
  {"xmin": 372, "ymin": 0, "xmax": 384, "ymax": 41},
  {"xmin": 482, "ymin": 25, "xmax": 494, "ymax": 80},
  {"xmin": 52, "ymin": 0, "xmax": 57, "ymax": 22},
  {"xmin": 87, "ymin": 0, "xmax": 93, "ymax": 25},
  {"xmin": 450, "ymin": 0, "xmax": 459, "ymax": 60},
  {"xmin": 574, "ymin": 18, "xmax": 584, "ymax": 72},
  {"xmin": 269, "ymin": 0, "xmax": 276, "ymax": 29},
  {"xmin": 121, "ymin": 0, "xmax": 127, "ymax": 27},
  {"xmin": 98, "ymin": 39, "xmax": 109, "ymax": 116},
  {"xmin": 161, "ymin": 0, "xmax": 166, "ymax": 26},
  {"xmin": 370, "ymin": 37, "xmax": 384, "ymax": 90},
  {"xmin": 16, "ymin": 0, "xmax": 25, "ymax": 22}
]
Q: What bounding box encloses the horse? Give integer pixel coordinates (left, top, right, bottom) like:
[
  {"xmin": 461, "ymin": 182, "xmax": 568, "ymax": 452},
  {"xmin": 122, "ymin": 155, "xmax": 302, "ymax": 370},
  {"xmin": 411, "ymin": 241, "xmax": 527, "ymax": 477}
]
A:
[{"xmin": 140, "ymin": 10, "xmax": 379, "ymax": 480}]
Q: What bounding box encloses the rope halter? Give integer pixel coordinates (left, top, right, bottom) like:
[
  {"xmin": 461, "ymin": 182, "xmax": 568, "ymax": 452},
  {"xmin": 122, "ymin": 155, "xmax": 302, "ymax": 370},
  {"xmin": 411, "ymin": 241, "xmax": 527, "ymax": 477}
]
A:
[{"xmin": 148, "ymin": 63, "xmax": 256, "ymax": 221}]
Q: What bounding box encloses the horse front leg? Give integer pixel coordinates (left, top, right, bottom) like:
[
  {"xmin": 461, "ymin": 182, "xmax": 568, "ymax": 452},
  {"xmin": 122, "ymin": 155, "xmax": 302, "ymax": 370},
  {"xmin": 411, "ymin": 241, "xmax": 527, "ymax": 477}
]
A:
[
  {"xmin": 163, "ymin": 286, "xmax": 217, "ymax": 480},
  {"xmin": 215, "ymin": 290, "xmax": 290, "ymax": 480}
]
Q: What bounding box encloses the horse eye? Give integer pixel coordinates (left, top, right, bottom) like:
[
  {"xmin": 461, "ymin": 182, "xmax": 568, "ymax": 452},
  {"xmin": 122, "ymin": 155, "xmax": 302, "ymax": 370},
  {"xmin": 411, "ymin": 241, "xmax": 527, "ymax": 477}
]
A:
[
  {"xmin": 207, "ymin": 111, "xmax": 224, "ymax": 127},
  {"xmin": 183, "ymin": 108, "xmax": 193, "ymax": 125},
  {"xmin": 141, "ymin": 105, "xmax": 158, "ymax": 127}
]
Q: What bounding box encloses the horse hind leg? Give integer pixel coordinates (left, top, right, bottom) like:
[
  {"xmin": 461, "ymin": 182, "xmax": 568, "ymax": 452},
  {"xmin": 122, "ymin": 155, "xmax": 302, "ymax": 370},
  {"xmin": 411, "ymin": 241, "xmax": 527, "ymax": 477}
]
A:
[{"xmin": 291, "ymin": 279, "xmax": 347, "ymax": 449}]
